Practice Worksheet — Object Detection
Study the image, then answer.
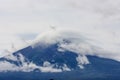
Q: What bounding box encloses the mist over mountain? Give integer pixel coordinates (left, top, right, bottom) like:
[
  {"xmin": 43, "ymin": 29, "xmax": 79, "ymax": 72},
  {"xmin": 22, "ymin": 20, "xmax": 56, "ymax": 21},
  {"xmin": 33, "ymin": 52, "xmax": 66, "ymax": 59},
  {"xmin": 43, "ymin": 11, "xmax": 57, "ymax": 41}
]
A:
[
  {"xmin": 0, "ymin": 31, "xmax": 120, "ymax": 80},
  {"xmin": 0, "ymin": 0, "xmax": 120, "ymax": 80},
  {"xmin": 1, "ymin": 0, "xmax": 120, "ymax": 61}
]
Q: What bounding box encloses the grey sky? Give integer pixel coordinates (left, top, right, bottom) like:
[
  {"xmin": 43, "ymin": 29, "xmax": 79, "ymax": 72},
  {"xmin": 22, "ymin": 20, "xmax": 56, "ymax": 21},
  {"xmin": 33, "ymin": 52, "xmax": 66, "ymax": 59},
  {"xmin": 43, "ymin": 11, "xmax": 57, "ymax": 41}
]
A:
[{"xmin": 1, "ymin": 0, "xmax": 120, "ymax": 61}]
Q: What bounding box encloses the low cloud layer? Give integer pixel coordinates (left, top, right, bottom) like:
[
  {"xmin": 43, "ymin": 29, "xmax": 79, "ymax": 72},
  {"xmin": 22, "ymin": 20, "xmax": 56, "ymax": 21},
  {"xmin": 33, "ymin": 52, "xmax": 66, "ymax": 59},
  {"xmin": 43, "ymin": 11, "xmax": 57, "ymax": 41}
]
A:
[{"xmin": 31, "ymin": 29, "xmax": 120, "ymax": 61}]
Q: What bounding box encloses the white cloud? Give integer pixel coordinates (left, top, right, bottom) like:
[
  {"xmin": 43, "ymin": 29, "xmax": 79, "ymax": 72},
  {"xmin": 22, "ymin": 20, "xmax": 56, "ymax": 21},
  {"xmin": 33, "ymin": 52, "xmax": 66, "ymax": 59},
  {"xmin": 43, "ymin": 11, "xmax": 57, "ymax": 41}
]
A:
[
  {"xmin": 0, "ymin": 61, "xmax": 18, "ymax": 72},
  {"xmin": 0, "ymin": 53, "xmax": 71, "ymax": 72},
  {"xmin": 30, "ymin": 29, "xmax": 120, "ymax": 61},
  {"xmin": 0, "ymin": 0, "xmax": 120, "ymax": 61}
]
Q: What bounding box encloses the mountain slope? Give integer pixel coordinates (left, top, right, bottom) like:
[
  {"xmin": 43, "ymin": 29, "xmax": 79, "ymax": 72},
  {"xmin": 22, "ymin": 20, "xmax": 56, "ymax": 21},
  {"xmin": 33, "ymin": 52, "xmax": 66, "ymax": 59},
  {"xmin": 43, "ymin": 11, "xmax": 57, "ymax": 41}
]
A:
[{"xmin": 0, "ymin": 40, "xmax": 120, "ymax": 80}]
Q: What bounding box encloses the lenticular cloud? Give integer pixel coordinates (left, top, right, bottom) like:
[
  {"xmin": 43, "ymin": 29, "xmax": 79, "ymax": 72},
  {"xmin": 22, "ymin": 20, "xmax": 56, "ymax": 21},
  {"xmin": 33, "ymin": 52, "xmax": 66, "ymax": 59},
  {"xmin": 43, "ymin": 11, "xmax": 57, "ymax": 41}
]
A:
[{"xmin": 30, "ymin": 29, "xmax": 120, "ymax": 62}]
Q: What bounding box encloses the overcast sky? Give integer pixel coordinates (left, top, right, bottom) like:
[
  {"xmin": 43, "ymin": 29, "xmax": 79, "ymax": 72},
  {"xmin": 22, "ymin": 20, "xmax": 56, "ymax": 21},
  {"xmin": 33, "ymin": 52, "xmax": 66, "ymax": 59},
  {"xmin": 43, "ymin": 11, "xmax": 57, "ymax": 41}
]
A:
[{"xmin": 1, "ymin": 0, "xmax": 120, "ymax": 61}]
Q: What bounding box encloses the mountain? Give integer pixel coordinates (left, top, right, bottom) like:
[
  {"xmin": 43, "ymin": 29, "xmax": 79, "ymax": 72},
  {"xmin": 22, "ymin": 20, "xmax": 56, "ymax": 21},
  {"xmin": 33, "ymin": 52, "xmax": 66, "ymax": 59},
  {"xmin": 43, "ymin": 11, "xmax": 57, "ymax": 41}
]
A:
[{"xmin": 0, "ymin": 39, "xmax": 120, "ymax": 80}]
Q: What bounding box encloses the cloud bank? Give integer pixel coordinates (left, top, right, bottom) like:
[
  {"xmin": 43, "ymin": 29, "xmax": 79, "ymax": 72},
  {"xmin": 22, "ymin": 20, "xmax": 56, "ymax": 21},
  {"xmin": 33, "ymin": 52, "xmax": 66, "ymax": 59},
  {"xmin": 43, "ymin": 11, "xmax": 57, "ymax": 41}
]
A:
[{"xmin": 31, "ymin": 29, "xmax": 120, "ymax": 61}]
